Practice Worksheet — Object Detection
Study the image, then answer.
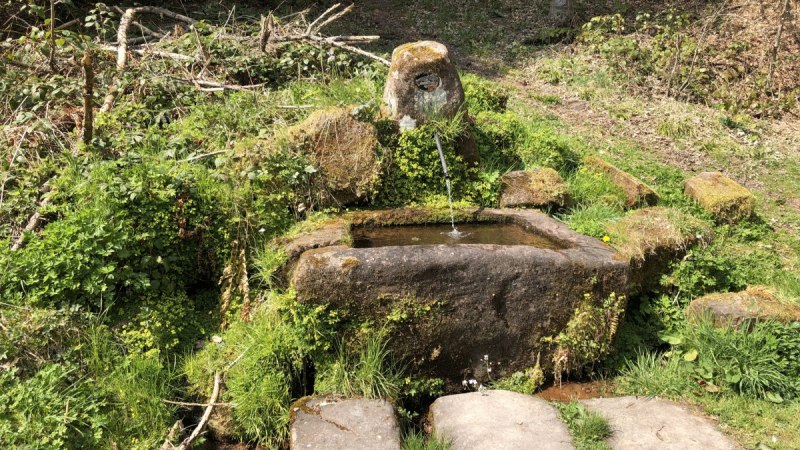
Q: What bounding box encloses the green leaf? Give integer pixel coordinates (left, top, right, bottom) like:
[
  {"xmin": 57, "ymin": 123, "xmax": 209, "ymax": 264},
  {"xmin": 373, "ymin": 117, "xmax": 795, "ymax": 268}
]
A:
[
  {"xmin": 765, "ymin": 392, "xmax": 784, "ymax": 404},
  {"xmin": 683, "ymin": 349, "xmax": 698, "ymax": 361}
]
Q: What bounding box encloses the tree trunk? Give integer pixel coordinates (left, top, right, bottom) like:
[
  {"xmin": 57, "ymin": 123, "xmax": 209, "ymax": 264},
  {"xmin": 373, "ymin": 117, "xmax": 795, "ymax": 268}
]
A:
[{"xmin": 549, "ymin": 0, "xmax": 571, "ymax": 26}]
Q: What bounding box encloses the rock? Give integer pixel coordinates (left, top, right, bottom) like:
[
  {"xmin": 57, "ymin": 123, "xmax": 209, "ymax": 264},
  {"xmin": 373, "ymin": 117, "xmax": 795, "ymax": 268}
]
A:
[
  {"xmin": 290, "ymin": 208, "xmax": 628, "ymax": 383},
  {"xmin": 384, "ymin": 41, "xmax": 465, "ymax": 125},
  {"xmin": 499, "ymin": 168, "xmax": 570, "ymax": 210},
  {"xmin": 582, "ymin": 396, "xmax": 740, "ymax": 450},
  {"xmin": 605, "ymin": 207, "xmax": 712, "ymax": 295},
  {"xmin": 288, "ymin": 107, "xmax": 380, "ymax": 205},
  {"xmin": 684, "ymin": 172, "xmax": 755, "ymax": 224},
  {"xmin": 583, "ymin": 156, "xmax": 659, "ymax": 208},
  {"xmin": 687, "ymin": 287, "xmax": 800, "ymax": 326},
  {"xmin": 430, "ymin": 390, "xmax": 574, "ymax": 450},
  {"xmin": 290, "ymin": 396, "xmax": 401, "ymax": 450},
  {"xmin": 384, "ymin": 41, "xmax": 479, "ymax": 165}
]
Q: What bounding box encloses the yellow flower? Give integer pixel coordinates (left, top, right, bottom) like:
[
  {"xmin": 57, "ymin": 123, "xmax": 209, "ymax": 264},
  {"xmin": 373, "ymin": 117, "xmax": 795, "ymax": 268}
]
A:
[{"xmin": 602, "ymin": 235, "xmax": 611, "ymax": 243}]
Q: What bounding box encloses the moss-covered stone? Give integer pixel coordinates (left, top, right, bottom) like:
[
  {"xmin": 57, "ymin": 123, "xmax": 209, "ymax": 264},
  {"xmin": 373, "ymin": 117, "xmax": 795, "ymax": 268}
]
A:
[
  {"xmin": 683, "ymin": 171, "xmax": 755, "ymax": 224},
  {"xmin": 605, "ymin": 207, "xmax": 712, "ymax": 294},
  {"xmin": 288, "ymin": 107, "xmax": 380, "ymax": 206},
  {"xmin": 583, "ymin": 156, "xmax": 659, "ymax": 208},
  {"xmin": 383, "ymin": 41, "xmax": 465, "ymax": 125},
  {"xmin": 687, "ymin": 287, "xmax": 800, "ymax": 327},
  {"xmin": 499, "ymin": 168, "xmax": 569, "ymax": 209}
]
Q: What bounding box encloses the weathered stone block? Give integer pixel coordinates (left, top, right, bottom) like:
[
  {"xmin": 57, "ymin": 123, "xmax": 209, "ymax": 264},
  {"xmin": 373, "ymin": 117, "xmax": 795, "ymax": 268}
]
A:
[
  {"xmin": 290, "ymin": 397, "xmax": 401, "ymax": 450},
  {"xmin": 430, "ymin": 390, "xmax": 573, "ymax": 450},
  {"xmin": 499, "ymin": 168, "xmax": 569, "ymax": 210},
  {"xmin": 605, "ymin": 207, "xmax": 712, "ymax": 295},
  {"xmin": 687, "ymin": 287, "xmax": 800, "ymax": 327},
  {"xmin": 684, "ymin": 171, "xmax": 755, "ymax": 223},
  {"xmin": 288, "ymin": 208, "xmax": 627, "ymax": 383},
  {"xmin": 584, "ymin": 156, "xmax": 659, "ymax": 208}
]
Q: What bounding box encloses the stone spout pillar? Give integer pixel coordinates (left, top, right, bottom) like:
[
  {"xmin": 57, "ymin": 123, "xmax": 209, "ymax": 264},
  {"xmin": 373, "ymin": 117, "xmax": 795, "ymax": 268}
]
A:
[
  {"xmin": 383, "ymin": 41, "xmax": 466, "ymax": 127},
  {"xmin": 383, "ymin": 41, "xmax": 479, "ymax": 165}
]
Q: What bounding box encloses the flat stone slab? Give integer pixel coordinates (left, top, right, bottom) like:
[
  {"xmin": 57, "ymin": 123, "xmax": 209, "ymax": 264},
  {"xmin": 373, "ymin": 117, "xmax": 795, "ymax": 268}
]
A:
[
  {"xmin": 582, "ymin": 396, "xmax": 740, "ymax": 450},
  {"xmin": 584, "ymin": 156, "xmax": 658, "ymax": 208},
  {"xmin": 499, "ymin": 168, "xmax": 569, "ymax": 209},
  {"xmin": 684, "ymin": 172, "xmax": 754, "ymax": 224},
  {"xmin": 430, "ymin": 390, "xmax": 574, "ymax": 450},
  {"xmin": 290, "ymin": 397, "xmax": 401, "ymax": 450}
]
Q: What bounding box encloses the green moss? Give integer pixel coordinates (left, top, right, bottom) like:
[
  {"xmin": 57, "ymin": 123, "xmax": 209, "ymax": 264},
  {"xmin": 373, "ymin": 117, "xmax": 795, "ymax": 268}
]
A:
[
  {"xmin": 548, "ymin": 292, "xmax": 625, "ymax": 382},
  {"xmin": 462, "ymin": 73, "xmax": 509, "ymax": 113}
]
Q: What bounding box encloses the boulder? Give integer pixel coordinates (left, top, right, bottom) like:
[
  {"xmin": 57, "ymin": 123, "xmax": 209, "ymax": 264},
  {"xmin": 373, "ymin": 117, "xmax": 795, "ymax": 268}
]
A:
[
  {"xmin": 289, "ymin": 208, "xmax": 628, "ymax": 383},
  {"xmin": 499, "ymin": 168, "xmax": 569, "ymax": 210},
  {"xmin": 582, "ymin": 396, "xmax": 740, "ymax": 450},
  {"xmin": 384, "ymin": 41, "xmax": 465, "ymax": 126},
  {"xmin": 583, "ymin": 156, "xmax": 659, "ymax": 208},
  {"xmin": 288, "ymin": 107, "xmax": 380, "ymax": 205},
  {"xmin": 605, "ymin": 207, "xmax": 712, "ymax": 295},
  {"xmin": 290, "ymin": 396, "xmax": 401, "ymax": 450},
  {"xmin": 684, "ymin": 172, "xmax": 755, "ymax": 223},
  {"xmin": 687, "ymin": 287, "xmax": 800, "ymax": 327},
  {"xmin": 430, "ymin": 390, "xmax": 574, "ymax": 450}
]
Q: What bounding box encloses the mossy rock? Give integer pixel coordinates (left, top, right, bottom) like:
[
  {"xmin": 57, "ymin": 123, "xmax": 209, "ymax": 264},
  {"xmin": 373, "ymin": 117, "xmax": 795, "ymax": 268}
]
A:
[
  {"xmin": 499, "ymin": 168, "xmax": 569, "ymax": 209},
  {"xmin": 605, "ymin": 207, "xmax": 712, "ymax": 294},
  {"xmin": 683, "ymin": 171, "xmax": 755, "ymax": 224},
  {"xmin": 288, "ymin": 107, "xmax": 380, "ymax": 206},
  {"xmin": 687, "ymin": 287, "xmax": 800, "ymax": 327},
  {"xmin": 583, "ymin": 156, "xmax": 659, "ymax": 208},
  {"xmin": 383, "ymin": 41, "xmax": 465, "ymax": 125}
]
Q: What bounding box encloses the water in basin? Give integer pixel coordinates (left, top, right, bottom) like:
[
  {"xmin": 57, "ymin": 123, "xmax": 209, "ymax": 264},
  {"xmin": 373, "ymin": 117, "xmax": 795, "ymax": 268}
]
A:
[{"xmin": 351, "ymin": 223, "xmax": 565, "ymax": 249}]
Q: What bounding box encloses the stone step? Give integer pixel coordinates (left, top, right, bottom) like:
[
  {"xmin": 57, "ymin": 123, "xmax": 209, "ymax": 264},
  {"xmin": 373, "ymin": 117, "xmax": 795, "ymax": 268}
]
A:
[
  {"xmin": 430, "ymin": 390, "xmax": 574, "ymax": 450},
  {"xmin": 581, "ymin": 396, "xmax": 741, "ymax": 450},
  {"xmin": 289, "ymin": 396, "xmax": 401, "ymax": 450}
]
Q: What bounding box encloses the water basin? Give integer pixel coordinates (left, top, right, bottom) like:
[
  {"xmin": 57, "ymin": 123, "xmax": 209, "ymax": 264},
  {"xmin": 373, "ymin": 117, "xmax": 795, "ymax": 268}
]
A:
[{"xmin": 352, "ymin": 223, "xmax": 565, "ymax": 249}]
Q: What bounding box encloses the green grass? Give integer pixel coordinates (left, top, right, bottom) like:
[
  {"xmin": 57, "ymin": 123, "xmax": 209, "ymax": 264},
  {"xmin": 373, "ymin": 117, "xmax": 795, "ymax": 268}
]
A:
[
  {"xmin": 402, "ymin": 430, "xmax": 452, "ymax": 450},
  {"xmin": 315, "ymin": 333, "xmax": 404, "ymax": 400},
  {"xmin": 556, "ymin": 401, "xmax": 613, "ymax": 450},
  {"xmin": 560, "ymin": 204, "xmax": 623, "ymax": 238},
  {"xmin": 615, "ymin": 352, "xmax": 695, "ymax": 398}
]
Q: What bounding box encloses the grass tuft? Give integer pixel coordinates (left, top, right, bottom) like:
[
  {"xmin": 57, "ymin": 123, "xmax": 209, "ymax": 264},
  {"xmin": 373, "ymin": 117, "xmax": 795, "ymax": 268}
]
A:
[{"xmin": 556, "ymin": 401, "xmax": 612, "ymax": 450}]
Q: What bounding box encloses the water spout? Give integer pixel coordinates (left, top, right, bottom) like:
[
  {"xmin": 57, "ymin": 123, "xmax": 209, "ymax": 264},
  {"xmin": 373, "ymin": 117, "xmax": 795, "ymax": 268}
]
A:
[{"xmin": 434, "ymin": 132, "xmax": 463, "ymax": 239}]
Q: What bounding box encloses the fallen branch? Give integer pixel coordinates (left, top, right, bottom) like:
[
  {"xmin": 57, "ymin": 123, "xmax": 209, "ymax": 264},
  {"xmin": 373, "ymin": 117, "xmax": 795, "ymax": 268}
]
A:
[
  {"xmin": 169, "ymin": 372, "xmax": 221, "ymax": 450},
  {"xmin": 104, "ymin": 6, "xmax": 197, "ymax": 114},
  {"xmin": 10, "ymin": 179, "xmax": 53, "ymax": 251},
  {"xmin": 82, "ymin": 51, "xmax": 94, "ymax": 146},
  {"xmin": 182, "ymin": 150, "xmax": 227, "ymax": 162},
  {"xmin": 163, "ymin": 399, "xmax": 235, "ymax": 407},
  {"xmin": 99, "ymin": 45, "xmax": 195, "ymax": 62}
]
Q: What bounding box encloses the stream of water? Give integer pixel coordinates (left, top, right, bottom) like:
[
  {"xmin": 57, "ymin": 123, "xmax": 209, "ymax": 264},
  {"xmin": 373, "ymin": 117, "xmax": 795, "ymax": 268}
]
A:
[{"xmin": 434, "ymin": 132, "xmax": 463, "ymax": 239}]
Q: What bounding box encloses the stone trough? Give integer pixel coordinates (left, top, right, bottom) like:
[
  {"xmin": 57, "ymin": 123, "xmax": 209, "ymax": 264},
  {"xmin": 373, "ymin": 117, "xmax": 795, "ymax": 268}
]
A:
[{"xmin": 282, "ymin": 208, "xmax": 627, "ymax": 384}]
